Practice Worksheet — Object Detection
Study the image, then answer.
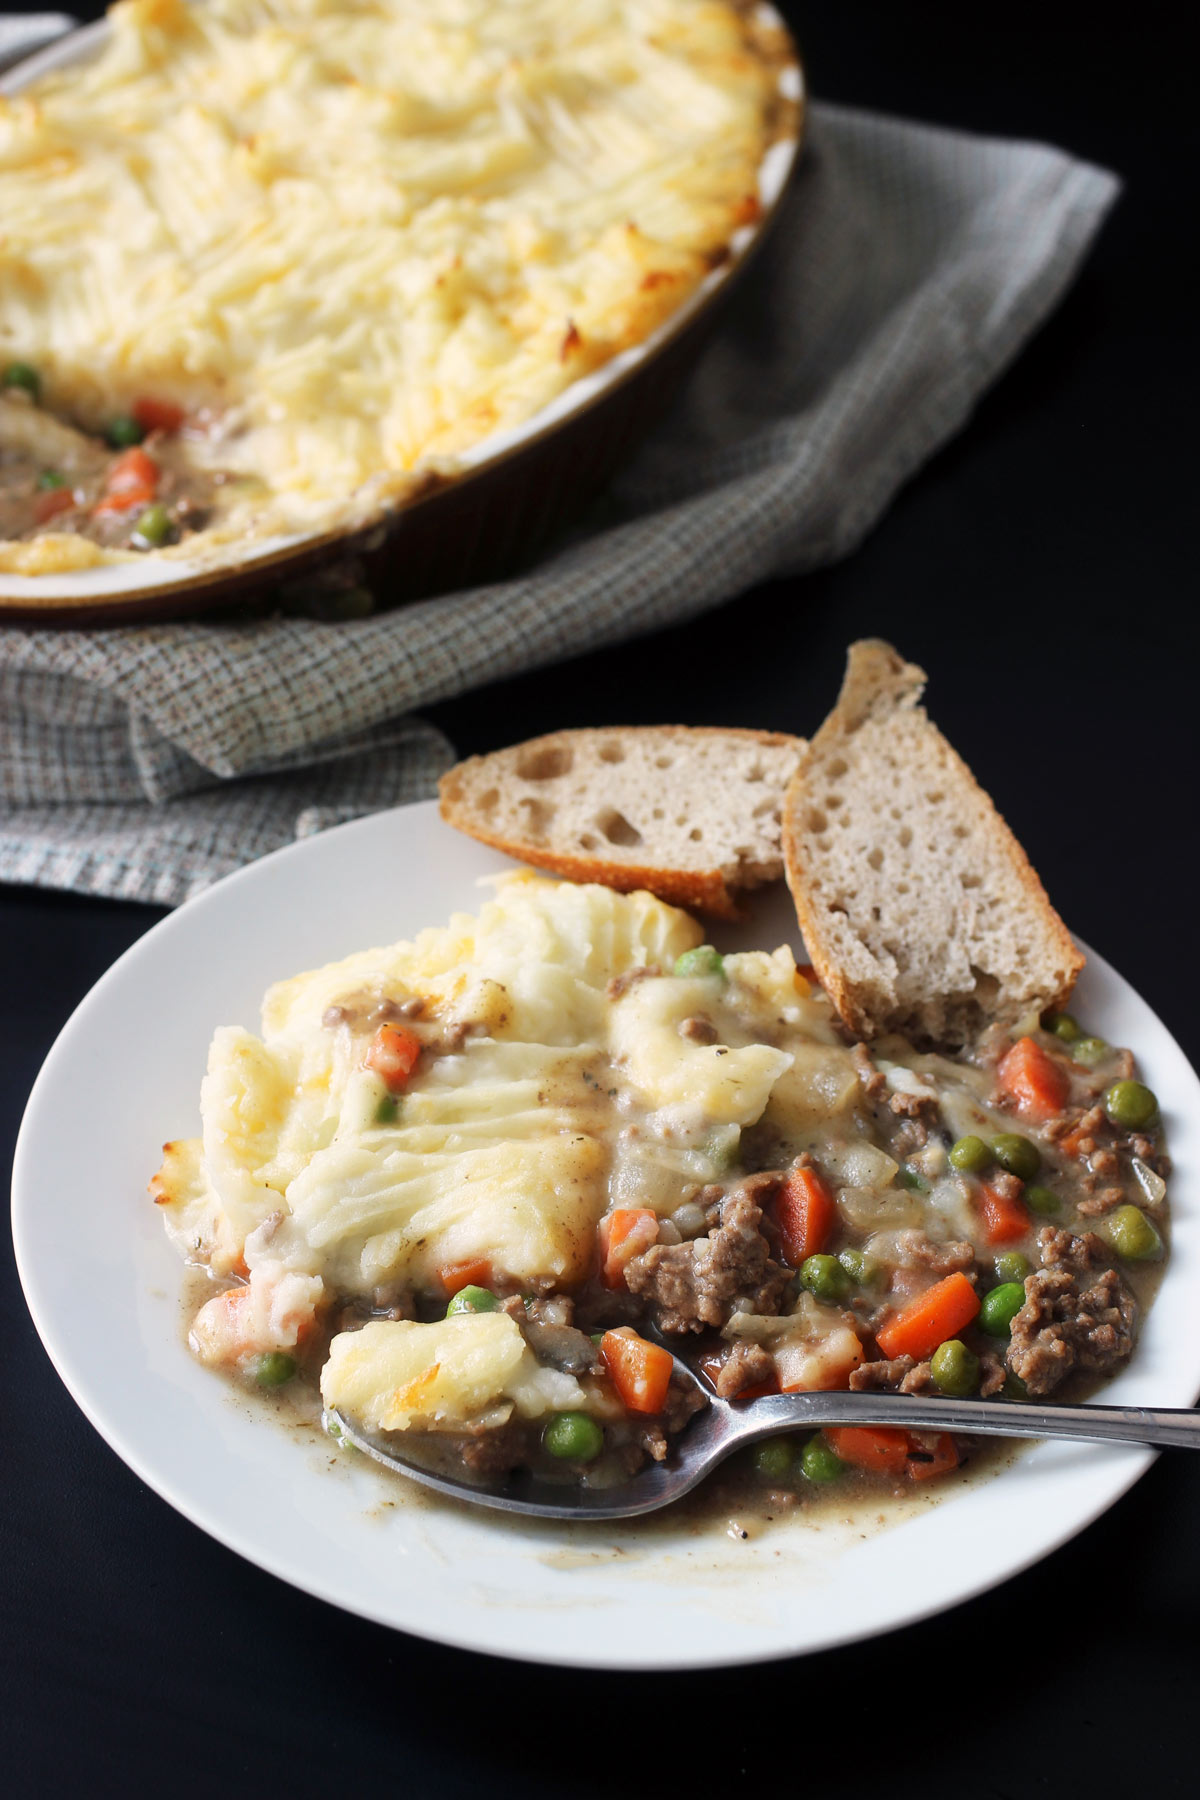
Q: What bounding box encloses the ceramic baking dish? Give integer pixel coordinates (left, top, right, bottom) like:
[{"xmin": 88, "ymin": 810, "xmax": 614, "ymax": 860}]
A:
[{"xmin": 0, "ymin": 6, "xmax": 803, "ymax": 625}]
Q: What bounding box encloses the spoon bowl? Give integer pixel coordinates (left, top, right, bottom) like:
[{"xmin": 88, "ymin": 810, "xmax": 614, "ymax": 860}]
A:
[{"xmin": 327, "ymin": 1349, "xmax": 1200, "ymax": 1522}]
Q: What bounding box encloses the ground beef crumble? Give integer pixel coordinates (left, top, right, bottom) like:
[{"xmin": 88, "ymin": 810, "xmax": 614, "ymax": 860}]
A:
[
  {"xmin": 1006, "ymin": 1226, "xmax": 1136, "ymax": 1396},
  {"xmin": 634, "ymin": 1376, "xmax": 708, "ymax": 1460},
  {"xmin": 1076, "ymin": 1185, "xmax": 1127, "ymax": 1218},
  {"xmin": 849, "ymin": 1355, "xmax": 934, "ymax": 1394},
  {"xmin": 624, "ymin": 1178, "xmax": 791, "ymax": 1333},
  {"xmin": 714, "ymin": 1341, "xmax": 776, "ymax": 1398},
  {"xmin": 893, "ymin": 1230, "xmax": 977, "ymax": 1276},
  {"xmin": 458, "ymin": 1419, "xmax": 530, "ymax": 1477},
  {"xmin": 852, "ymin": 1042, "xmax": 887, "ymax": 1098}
]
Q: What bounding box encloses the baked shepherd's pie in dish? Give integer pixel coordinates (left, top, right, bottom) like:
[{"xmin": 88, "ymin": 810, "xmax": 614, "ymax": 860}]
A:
[{"xmin": 0, "ymin": 0, "xmax": 801, "ymax": 610}]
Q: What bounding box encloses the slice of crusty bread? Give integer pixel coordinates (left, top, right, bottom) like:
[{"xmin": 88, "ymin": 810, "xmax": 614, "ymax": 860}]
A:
[
  {"xmin": 438, "ymin": 726, "xmax": 805, "ymax": 919},
  {"xmin": 782, "ymin": 640, "xmax": 1084, "ymax": 1045}
]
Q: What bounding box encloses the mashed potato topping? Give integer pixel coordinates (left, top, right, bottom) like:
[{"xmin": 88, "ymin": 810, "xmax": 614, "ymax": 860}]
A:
[
  {"xmin": 154, "ymin": 873, "xmax": 849, "ymax": 1435},
  {"xmin": 1, "ymin": 0, "xmax": 791, "ymax": 567}
]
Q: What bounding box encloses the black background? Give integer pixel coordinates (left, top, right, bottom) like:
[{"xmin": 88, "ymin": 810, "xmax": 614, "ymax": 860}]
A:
[{"xmin": 3, "ymin": 5, "xmax": 1198, "ymax": 1796}]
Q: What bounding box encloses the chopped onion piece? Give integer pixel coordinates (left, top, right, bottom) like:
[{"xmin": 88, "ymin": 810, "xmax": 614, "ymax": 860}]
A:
[
  {"xmin": 1132, "ymin": 1158, "xmax": 1166, "ymax": 1207},
  {"xmin": 881, "ymin": 1063, "xmax": 936, "ymax": 1098},
  {"xmin": 837, "ymin": 1184, "xmax": 924, "ymax": 1231},
  {"xmin": 821, "ymin": 1141, "xmax": 899, "ymax": 1192}
]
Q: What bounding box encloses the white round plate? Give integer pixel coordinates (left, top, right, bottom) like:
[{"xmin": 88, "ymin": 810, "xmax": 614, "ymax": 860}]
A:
[{"xmin": 12, "ymin": 801, "xmax": 1200, "ymax": 1668}]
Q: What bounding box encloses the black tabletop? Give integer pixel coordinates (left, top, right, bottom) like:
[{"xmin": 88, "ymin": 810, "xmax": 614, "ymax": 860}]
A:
[{"xmin": 4, "ymin": 5, "xmax": 1198, "ymax": 1796}]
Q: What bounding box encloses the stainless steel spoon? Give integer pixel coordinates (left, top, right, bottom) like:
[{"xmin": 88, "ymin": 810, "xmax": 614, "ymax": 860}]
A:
[{"xmin": 326, "ymin": 1352, "xmax": 1200, "ymax": 1521}]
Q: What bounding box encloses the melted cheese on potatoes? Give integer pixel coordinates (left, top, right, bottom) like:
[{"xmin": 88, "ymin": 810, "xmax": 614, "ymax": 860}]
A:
[
  {"xmin": 321, "ymin": 1313, "xmax": 589, "ymax": 1432},
  {"xmin": 154, "ymin": 873, "xmax": 860, "ymax": 1427},
  {"xmin": 1, "ymin": 0, "xmax": 789, "ymax": 566}
]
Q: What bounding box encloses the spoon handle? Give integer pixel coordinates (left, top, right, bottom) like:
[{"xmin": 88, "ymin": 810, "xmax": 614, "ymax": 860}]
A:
[{"xmin": 726, "ymin": 1391, "xmax": 1200, "ymax": 1450}]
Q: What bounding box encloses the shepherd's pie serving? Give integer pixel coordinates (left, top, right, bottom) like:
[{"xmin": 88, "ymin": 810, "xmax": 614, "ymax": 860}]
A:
[
  {"xmin": 0, "ymin": 0, "xmax": 793, "ymax": 571},
  {"xmin": 152, "ymin": 872, "xmax": 1169, "ymax": 1499}
]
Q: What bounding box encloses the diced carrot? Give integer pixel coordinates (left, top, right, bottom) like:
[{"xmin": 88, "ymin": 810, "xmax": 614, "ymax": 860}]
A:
[
  {"xmin": 364, "ymin": 1022, "xmax": 421, "ymax": 1092},
  {"xmin": 132, "ymin": 395, "xmax": 186, "ymax": 434},
  {"xmin": 997, "ymin": 1036, "xmax": 1070, "ymax": 1122},
  {"xmin": 104, "ymin": 446, "xmax": 160, "ymax": 494},
  {"xmin": 33, "ymin": 486, "xmax": 75, "ymax": 524},
  {"xmin": 438, "ymin": 1258, "xmax": 493, "ymax": 1297},
  {"xmin": 598, "ymin": 1208, "xmax": 659, "ymax": 1289},
  {"xmin": 827, "ymin": 1425, "xmax": 959, "ymax": 1482},
  {"xmin": 92, "ymin": 446, "xmax": 160, "ymax": 515},
  {"xmin": 826, "ymin": 1425, "xmax": 911, "ymax": 1477},
  {"xmin": 92, "ymin": 490, "xmax": 153, "ymax": 516},
  {"xmin": 600, "ymin": 1328, "xmax": 674, "ymax": 1414},
  {"xmin": 875, "ymin": 1271, "xmax": 980, "ymax": 1361},
  {"xmin": 905, "ymin": 1433, "xmax": 960, "ymax": 1482},
  {"xmin": 975, "ymin": 1181, "xmax": 1032, "ymax": 1246},
  {"xmin": 776, "ymin": 1164, "xmax": 836, "ymax": 1266}
]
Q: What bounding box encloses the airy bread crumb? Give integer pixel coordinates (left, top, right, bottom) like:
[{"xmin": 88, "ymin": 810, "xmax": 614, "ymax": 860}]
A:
[
  {"xmin": 782, "ymin": 640, "xmax": 1084, "ymax": 1044},
  {"xmin": 439, "ymin": 726, "xmax": 804, "ymax": 919}
]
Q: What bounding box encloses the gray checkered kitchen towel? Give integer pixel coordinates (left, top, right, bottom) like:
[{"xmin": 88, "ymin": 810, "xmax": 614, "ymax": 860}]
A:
[{"xmin": 0, "ymin": 14, "xmax": 1120, "ymax": 905}]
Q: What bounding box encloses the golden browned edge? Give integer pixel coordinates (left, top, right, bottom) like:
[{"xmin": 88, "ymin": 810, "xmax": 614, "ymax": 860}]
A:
[
  {"xmin": 781, "ymin": 641, "xmax": 1085, "ymax": 1039},
  {"xmin": 0, "ymin": 5, "xmax": 806, "ymax": 621},
  {"xmin": 439, "ymin": 724, "xmax": 805, "ymax": 921}
]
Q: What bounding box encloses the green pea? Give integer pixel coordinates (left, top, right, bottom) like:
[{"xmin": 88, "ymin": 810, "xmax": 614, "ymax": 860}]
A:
[
  {"xmin": 445, "ymin": 1285, "xmax": 500, "ymax": 1316},
  {"xmin": 837, "ymin": 1247, "xmax": 878, "ymax": 1287},
  {"xmin": 374, "ymin": 1092, "xmax": 400, "ymax": 1126},
  {"xmin": 751, "ymin": 1437, "xmax": 795, "ymax": 1482},
  {"xmin": 252, "ymin": 1351, "xmax": 296, "ymax": 1387},
  {"xmin": 978, "ymin": 1282, "xmax": 1027, "ymax": 1337},
  {"xmin": 1044, "ymin": 1012, "xmax": 1080, "ymax": 1043},
  {"xmin": 949, "ymin": 1134, "xmax": 991, "ymax": 1173},
  {"xmin": 105, "ymin": 413, "xmax": 145, "ymax": 448},
  {"xmin": 897, "ymin": 1165, "xmax": 929, "ymax": 1193},
  {"xmin": 3, "ymin": 360, "xmax": 40, "ymax": 400},
  {"xmin": 799, "ymin": 1437, "xmax": 843, "ymax": 1483},
  {"xmin": 991, "ymin": 1133, "xmax": 1040, "ymax": 1181},
  {"xmin": 930, "ymin": 1338, "xmax": 979, "ymax": 1397},
  {"xmin": 798, "ymin": 1253, "xmax": 851, "ymax": 1303},
  {"xmin": 1103, "ymin": 1080, "xmax": 1158, "ymax": 1131},
  {"xmin": 543, "ymin": 1411, "xmax": 604, "ymax": 1462},
  {"xmin": 703, "ymin": 1128, "xmax": 740, "ymax": 1173},
  {"xmin": 133, "ymin": 502, "xmax": 172, "ymax": 547},
  {"xmin": 673, "ymin": 945, "xmax": 725, "ymax": 980},
  {"xmin": 37, "ymin": 469, "xmax": 67, "ymax": 490},
  {"xmin": 1002, "ymin": 1372, "xmax": 1029, "ymax": 1401},
  {"xmin": 1025, "ymin": 1184, "xmax": 1061, "ymax": 1216},
  {"xmin": 994, "ymin": 1251, "xmax": 1030, "ymax": 1283},
  {"xmin": 1072, "ymin": 1036, "xmax": 1109, "ymax": 1068},
  {"xmin": 590, "ymin": 1331, "xmax": 606, "ymax": 1345},
  {"xmin": 1096, "ymin": 1204, "xmax": 1162, "ymax": 1262}
]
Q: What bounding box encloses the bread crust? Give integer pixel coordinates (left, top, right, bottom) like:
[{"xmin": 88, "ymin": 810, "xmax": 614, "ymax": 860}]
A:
[
  {"xmin": 439, "ymin": 724, "xmax": 803, "ymax": 919},
  {"xmin": 783, "ymin": 640, "xmax": 1084, "ymax": 1043}
]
